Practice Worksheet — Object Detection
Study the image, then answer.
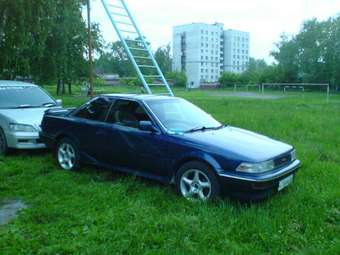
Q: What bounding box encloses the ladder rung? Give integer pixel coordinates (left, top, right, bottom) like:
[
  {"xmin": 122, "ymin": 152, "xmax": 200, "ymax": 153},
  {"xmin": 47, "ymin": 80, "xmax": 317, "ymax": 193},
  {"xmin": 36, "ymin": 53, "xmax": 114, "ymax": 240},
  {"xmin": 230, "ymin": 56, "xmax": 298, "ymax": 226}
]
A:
[
  {"xmin": 148, "ymin": 84, "xmax": 165, "ymax": 86},
  {"xmin": 110, "ymin": 12, "xmax": 128, "ymax": 17},
  {"xmin": 144, "ymin": 75, "xmax": 162, "ymax": 78},
  {"xmin": 108, "ymin": 4, "xmax": 124, "ymax": 10},
  {"xmin": 134, "ymin": 56, "xmax": 151, "ymax": 59},
  {"xmin": 126, "ymin": 39, "xmax": 144, "ymax": 43},
  {"xmin": 116, "ymin": 21, "xmax": 133, "ymax": 26},
  {"xmin": 121, "ymin": 29, "xmax": 137, "ymax": 34},
  {"xmin": 138, "ymin": 65, "xmax": 157, "ymax": 68},
  {"xmin": 128, "ymin": 47, "xmax": 148, "ymax": 51}
]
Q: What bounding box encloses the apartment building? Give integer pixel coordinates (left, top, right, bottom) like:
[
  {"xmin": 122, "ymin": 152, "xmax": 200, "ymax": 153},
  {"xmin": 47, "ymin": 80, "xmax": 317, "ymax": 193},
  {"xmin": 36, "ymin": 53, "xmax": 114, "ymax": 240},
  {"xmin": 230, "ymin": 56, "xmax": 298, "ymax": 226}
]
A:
[{"xmin": 173, "ymin": 23, "xmax": 250, "ymax": 88}]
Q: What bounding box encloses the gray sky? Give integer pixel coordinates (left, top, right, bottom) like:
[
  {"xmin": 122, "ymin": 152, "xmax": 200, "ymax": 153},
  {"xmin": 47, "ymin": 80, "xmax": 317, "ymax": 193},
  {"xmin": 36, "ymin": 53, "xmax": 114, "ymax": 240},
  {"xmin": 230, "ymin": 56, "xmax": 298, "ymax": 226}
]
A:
[{"xmin": 90, "ymin": 0, "xmax": 339, "ymax": 62}]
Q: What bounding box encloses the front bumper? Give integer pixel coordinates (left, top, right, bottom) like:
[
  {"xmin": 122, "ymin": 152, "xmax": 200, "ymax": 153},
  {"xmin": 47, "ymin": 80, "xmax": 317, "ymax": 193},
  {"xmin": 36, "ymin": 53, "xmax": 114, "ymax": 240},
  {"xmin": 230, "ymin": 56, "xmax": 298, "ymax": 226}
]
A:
[
  {"xmin": 5, "ymin": 131, "xmax": 46, "ymax": 149},
  {"xmin": 218, "ymin": 160, "xmax": 301, "ymax": 201}
]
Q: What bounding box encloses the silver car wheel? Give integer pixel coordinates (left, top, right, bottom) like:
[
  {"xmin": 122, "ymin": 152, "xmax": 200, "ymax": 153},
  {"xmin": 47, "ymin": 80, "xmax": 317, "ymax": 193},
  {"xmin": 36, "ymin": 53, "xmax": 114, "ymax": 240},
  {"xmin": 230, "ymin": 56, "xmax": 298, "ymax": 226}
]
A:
[
  {"xmin": 180, "ymin": 169, "xmax": 212, "ymax": 201},
  {"xmin": 58, "ymin": 143, "xmax": 76, "ymax": 170}
]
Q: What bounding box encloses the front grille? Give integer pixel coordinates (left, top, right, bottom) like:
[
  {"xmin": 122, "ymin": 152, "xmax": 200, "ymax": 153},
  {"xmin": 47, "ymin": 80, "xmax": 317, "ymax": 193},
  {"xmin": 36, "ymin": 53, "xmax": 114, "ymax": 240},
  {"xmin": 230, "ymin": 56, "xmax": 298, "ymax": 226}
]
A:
[{"xmin": 274, "ymin": 153, "xmax": 292, "ymax": 168}]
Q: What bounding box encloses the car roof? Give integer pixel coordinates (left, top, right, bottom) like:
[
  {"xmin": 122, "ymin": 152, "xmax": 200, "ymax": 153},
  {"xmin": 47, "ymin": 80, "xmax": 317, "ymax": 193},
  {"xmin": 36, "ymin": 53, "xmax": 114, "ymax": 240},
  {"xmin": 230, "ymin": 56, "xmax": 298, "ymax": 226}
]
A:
[
  {"xmin": 0, "ymin": 80, "xmax": 37, "ymax": 87},
  {"xmin": 101, "ymin": 93, "xmax": 179, "ymax": 101}
]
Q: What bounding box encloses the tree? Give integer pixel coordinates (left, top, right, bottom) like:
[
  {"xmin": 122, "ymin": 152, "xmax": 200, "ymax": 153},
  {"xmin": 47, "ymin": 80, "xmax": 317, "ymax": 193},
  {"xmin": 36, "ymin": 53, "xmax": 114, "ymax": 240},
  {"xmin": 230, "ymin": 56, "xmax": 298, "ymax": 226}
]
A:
[
  {"xmin": 155, "ymin": 44, "xmax": 172, "ymax": 74},
  {"xmin": 0, "ymin": 0, "xmax": 102, "ymax": 94},
  {"xmin": 166, "ymin": 71, "xmax": 187, "ymax": 87},
  {"xmin": 271, "ymin": 15, "xmax": 340, "ymax": 88},
  {"xmin": 96, "ymin": 37, "xmax": 154, "ymax": 77},
  {"xmin": 241, "ymin": 58, "xmax": 282, "ymax": 84},
  {"xmin": 219, "ymin": 72, "xmax": 243, "ymax": 86}
]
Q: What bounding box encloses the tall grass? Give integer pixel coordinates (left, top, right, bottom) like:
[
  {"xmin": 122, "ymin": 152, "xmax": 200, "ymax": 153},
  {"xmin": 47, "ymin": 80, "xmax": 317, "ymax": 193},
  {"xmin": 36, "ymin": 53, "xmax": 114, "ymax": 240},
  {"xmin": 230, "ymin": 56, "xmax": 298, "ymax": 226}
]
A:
[{"xmin": 0, "ymin": 86, "xmax": 339, "ymax": 254}]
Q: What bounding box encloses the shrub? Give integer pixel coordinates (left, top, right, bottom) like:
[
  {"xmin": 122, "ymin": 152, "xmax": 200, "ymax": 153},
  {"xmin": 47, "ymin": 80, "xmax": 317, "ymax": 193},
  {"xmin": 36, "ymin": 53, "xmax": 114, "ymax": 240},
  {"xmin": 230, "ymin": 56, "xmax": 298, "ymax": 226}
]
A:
[{"xmin": 166, "ymin": 72, "xmax": 187, "ymax": 87}]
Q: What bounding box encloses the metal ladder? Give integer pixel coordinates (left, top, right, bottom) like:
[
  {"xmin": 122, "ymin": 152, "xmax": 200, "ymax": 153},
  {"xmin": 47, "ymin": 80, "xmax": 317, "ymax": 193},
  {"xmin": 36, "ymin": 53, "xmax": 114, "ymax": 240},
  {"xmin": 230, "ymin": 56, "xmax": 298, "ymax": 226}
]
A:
[{"xmin": 100, "ymin": 0, "xmax": 174, "ymax": 96}]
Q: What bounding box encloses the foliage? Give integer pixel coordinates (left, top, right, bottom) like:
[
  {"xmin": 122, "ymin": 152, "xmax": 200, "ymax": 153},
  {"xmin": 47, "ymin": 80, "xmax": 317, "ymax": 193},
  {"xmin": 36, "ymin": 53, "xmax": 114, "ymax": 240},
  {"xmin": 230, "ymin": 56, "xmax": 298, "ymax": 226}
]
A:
[
  {"xmin": 241, "ymin": 58, "xmax": 282, "ymax": 84},
  {"xmin": 155, "ymin": 44, "xmax": 172, "ymax": 74},
  {"xmin": 219, "ymin": 16, "xmax": 340, "ymax": 88},
  {"xmin": 95, "ymin": 41, "xmax": 135, "ymax": 77},
  {"xmin": 0, "ymin": 86, "xmax": 339, "ymax": 254},
  {"xmin": 0, "ymin": 0, "xmax": 102, "ymax": 94},
  {"xmin": 166, "ymin": 71, "xmax": 187, "ymax": 87},
  {"xmin": 271, "ymin": 16, "xmax": 340, "ymax": 87},
  {"xmin": 219, "ymin": 72, "xmax": 243, "ymax": 86},
  {"xmin": 95, "ymin": 43, "xmax": 172, "ymax": 78}
]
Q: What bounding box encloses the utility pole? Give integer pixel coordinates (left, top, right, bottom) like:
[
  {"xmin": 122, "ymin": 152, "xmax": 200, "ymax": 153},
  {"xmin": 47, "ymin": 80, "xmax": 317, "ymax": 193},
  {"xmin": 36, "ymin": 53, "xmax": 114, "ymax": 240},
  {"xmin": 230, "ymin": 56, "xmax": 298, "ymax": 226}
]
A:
[{"xmin": 87, "ymin": 0, "xmax": 94, "ymax": 97}]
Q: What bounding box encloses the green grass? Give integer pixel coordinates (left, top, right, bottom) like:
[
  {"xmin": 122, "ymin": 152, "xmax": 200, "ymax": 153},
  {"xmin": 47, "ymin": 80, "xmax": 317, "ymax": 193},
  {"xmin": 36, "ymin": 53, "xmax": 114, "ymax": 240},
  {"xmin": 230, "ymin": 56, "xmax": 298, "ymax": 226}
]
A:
[{"xmin": 0, "ymin": 86, "xmax": 339, "ymax": 254}]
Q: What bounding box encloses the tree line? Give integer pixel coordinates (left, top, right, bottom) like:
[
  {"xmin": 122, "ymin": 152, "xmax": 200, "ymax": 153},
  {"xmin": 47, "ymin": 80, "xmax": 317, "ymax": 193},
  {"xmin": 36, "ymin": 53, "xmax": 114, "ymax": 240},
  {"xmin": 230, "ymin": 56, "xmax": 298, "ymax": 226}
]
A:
[
  {"xmin": 0, "ymin": 0, "xmax": 102, "ymax": 95},
  {"xmin": 220, "ymin": 16, "xmax": 340, "ymax": 88}
]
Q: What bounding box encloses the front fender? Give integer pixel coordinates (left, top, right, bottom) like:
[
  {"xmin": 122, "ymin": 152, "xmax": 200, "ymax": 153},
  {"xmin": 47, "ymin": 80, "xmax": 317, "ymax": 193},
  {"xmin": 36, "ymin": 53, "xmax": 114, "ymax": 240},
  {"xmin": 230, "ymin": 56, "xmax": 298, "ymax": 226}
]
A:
[
  {"xmin": 54, "ymin": 130, "xmax": 81, "ymax": 148},
  {"xmin": 172, "ymin": 150, "xmax": 222, "ymax": 175}
]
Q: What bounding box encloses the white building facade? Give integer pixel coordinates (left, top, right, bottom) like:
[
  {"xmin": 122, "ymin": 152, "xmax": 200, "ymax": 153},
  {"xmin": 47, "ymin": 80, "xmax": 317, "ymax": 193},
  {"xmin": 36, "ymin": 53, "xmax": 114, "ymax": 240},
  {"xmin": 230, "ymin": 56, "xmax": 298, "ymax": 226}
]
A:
[{"xmin": 173, "ymin": 23, "xmax": 250, "ymax": 88}]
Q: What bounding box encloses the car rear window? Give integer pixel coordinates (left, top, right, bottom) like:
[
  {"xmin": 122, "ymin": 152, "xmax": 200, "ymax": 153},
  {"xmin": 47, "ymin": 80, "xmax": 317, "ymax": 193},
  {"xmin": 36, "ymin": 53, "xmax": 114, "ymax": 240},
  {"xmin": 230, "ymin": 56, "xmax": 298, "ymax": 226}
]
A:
[{"xmin": 0, "ymin": 86, "xmax": 55, "ymax": 109}]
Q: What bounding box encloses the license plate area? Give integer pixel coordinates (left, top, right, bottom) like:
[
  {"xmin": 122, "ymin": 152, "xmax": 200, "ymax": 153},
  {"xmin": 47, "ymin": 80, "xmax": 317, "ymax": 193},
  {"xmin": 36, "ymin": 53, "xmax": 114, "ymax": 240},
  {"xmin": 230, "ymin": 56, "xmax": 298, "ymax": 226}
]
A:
[{"xmin": 278, "ymin": 175, "xmax": 294, "ymax": 191}]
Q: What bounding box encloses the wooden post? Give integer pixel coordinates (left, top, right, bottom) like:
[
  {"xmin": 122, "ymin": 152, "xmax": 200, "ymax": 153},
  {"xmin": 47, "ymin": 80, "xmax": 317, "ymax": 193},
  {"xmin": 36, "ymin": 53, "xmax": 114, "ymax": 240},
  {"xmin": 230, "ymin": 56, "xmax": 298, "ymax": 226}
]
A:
[
  {"xmin": 87, "ymin": 0, "xmax": 94, "ymax": 97},
  {"xmin": 327, "ymin": 84, "xmax": 330, "ymax": 103}
]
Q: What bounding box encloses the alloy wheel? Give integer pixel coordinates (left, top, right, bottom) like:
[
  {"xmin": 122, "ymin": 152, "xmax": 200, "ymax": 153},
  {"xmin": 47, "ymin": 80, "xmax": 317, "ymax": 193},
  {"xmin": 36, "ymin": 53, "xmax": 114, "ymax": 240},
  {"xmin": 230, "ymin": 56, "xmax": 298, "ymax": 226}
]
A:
[
  {"xmin": 58, "ymin": 143, "xmax": 76, "ymax": 170},
  {"xmin": 180, "ymin": 169, "xmax": 212, "ymax": 200}
]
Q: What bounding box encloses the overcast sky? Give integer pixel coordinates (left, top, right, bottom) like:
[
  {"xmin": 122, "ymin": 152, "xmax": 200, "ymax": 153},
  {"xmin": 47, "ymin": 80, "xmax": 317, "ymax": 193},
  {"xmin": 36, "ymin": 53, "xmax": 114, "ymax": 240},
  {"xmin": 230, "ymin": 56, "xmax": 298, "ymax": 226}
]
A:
[{"xmin": 90, "ymin": 0, "xmax": 339, "ymax": 62}]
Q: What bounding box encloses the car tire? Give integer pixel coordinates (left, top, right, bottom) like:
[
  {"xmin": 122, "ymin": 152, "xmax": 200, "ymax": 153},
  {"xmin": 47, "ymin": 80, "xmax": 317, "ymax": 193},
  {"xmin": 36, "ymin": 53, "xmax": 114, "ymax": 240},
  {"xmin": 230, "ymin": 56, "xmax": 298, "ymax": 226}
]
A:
[
  {"xmin": 0, "ymin": 128, "xmax": 8, "ymax": 156},
  {"xmin": 56, "ymin": 138, "xmax": 81, "ymax": 171},
  {"xmin": 176, "ymin": 161, "xmax": 221, "ymax": 201}
]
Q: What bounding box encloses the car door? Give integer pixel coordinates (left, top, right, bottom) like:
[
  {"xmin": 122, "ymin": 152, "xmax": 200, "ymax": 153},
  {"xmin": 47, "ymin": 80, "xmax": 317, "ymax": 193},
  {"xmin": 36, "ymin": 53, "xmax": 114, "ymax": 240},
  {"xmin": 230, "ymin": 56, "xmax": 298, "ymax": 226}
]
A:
[
  {"xmin": 71, "ymin": 97, "xmax": 112, "ymax": 162},
  {"xmin": 103, "ymin": 99, "xmax": 169, "ymax": 178}
]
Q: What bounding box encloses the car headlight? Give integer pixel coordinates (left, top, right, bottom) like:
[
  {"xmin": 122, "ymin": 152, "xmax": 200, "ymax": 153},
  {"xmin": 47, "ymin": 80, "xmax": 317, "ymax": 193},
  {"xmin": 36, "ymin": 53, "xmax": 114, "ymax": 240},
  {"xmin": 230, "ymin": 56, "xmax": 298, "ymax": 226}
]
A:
[
  {"xmin": 291, "ymin": 150, "xmax": 297, "ymax": 161},
  {"xmin": 236, "ymin": 160, "xmax": 275, "ymax": 173},
  {"xmin": 10, "ymin": 123, "xmax": 37, "ymax": 132}
]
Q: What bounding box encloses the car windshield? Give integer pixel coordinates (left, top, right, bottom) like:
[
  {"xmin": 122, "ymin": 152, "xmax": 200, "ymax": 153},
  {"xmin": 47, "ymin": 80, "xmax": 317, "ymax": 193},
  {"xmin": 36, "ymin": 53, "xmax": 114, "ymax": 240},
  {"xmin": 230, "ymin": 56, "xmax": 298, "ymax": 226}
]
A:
[
  {"xmin": 0, "ymin": 86, "xmax": 55, "ymax": 109},
  {"xmin": 146, "ymin": 98, "xmax": 222, "ymax": 133}
]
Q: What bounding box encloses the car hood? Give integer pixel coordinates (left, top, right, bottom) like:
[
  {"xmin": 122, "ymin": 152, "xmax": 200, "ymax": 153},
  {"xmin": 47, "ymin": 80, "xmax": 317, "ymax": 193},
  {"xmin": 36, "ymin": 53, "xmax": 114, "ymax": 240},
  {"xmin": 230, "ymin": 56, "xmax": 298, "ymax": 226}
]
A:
[
  {"xmin": 0, "ymin": 108, "xmax": 49, "ymax": 130},
  {"xmin": 180, "ymin": 126, "xmax": 293, "ymax": 162}
]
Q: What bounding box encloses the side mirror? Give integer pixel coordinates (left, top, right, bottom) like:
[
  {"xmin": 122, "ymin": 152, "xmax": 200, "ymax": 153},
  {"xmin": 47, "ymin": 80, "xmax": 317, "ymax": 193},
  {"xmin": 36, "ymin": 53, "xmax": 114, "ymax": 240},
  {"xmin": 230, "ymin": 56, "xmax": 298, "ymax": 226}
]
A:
[
  {"xmin": 56, "ymin": 99, "xmax": 63, "ymax": 107},
  {"xmin": 139, "ymin": 121, "xmax": 158, "ymax": 133}
]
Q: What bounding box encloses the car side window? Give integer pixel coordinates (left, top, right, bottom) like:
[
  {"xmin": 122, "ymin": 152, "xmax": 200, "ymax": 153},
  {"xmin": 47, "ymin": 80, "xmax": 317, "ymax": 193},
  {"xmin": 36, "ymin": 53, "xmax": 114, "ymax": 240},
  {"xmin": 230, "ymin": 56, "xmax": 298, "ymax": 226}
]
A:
[
  {"xmin": 74, "ymin": 98, "xmax": 111, "ymax": 122},
  {"xmin": 106, "ymin": 100, "xmax": 151, "ymax": 129}
]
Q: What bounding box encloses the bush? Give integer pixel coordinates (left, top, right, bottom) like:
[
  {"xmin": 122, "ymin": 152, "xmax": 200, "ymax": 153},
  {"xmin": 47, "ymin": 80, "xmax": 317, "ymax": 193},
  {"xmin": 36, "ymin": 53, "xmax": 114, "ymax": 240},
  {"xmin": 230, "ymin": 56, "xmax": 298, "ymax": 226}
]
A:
[
  {"xmin": 219, "ymin": 72, "xmax": 243, "ymax": 86},
  {"xmin": 166, "ymin": 72, "xmax": 187, "ymax": 87}
]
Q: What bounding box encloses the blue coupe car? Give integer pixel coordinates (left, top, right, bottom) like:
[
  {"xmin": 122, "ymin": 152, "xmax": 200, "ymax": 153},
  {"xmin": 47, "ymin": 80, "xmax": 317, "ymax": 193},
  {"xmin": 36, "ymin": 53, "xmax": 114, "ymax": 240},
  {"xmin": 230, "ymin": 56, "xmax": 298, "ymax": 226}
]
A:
[{"xmin": 40, "ymin": 94, "xmax": 301, "ymax": 201}]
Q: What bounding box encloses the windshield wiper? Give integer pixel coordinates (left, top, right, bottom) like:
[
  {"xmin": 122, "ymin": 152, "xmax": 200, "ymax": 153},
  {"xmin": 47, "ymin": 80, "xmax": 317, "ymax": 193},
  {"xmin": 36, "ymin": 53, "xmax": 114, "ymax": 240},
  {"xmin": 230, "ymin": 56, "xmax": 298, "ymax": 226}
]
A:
[
  {"xmin": 185, "ymin": 125, "xmax": 225, "ymax": 133},
  {"xmin": 41, "ymin": 102, "xmax": 57, "ymax": 107},
  {"xmin": 16, "ymin": 104, "xmax": 35, "ymax": 109}
]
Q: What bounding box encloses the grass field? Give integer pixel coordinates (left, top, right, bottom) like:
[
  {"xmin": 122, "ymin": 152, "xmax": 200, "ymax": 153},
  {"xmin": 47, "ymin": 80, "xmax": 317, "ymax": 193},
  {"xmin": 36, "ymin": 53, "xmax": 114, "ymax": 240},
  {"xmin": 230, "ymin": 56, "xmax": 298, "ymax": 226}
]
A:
[{"xmin": 0, "ymin": 86, "xmax": 339, "ymax": 254}]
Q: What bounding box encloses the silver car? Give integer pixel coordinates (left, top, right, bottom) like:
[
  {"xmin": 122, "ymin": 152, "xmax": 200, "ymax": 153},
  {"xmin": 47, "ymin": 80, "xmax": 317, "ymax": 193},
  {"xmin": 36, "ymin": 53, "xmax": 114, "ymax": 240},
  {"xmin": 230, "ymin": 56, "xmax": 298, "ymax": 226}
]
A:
[{"xmin": 0, "ymin": 81, "xmax": 62, "ymax": 154}]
